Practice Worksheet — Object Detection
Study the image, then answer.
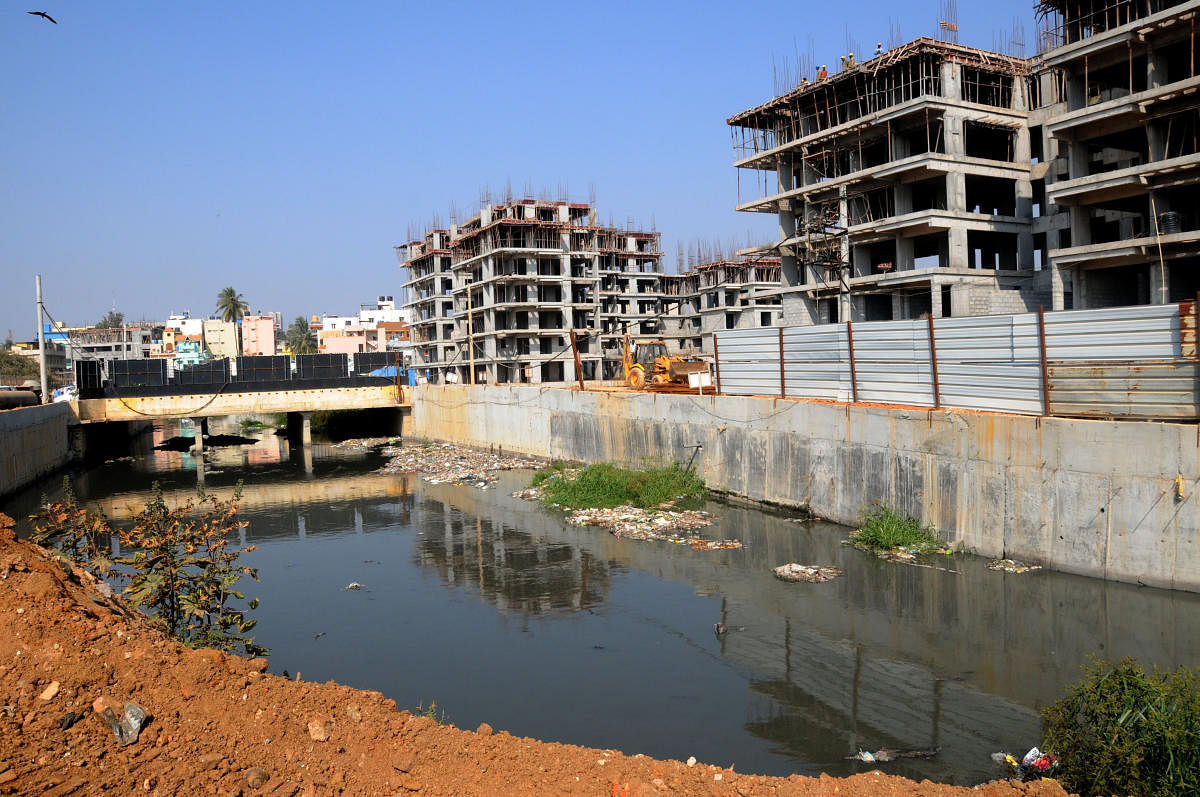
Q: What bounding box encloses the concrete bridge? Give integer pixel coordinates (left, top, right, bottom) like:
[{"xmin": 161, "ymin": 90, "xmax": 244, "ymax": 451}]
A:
[{"xmin": 75, "ymin": 384, "xmax": 409, "ymax": 451}]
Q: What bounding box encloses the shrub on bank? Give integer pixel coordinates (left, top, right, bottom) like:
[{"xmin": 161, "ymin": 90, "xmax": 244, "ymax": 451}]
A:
[
  {"xmin": 1041, "ymin": 658, "xmax": 1200, "ymax": 797},
  {"xmin": 31, "ymin": 481, "xmax": 266, "ymax": 656},
  {"xmin": 537, "ymin": 463, "xmax": 705, "ymax": 509},
  {"xmin": 849, "ymin": 504, "xmax": 942, "ymax": 554}
]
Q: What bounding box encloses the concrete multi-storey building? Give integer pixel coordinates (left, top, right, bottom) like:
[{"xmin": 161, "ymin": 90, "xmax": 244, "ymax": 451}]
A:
[
  {"xmin": 727, "ymin": 6, "xmax": 1200, "ymax": 322},
  {"xmin": 1038, "ymin": 0, "xmax": 1200, "ymax": 307},
  {"xmin": 661, "ymin": 258, "xmax": 783, "ymax": 351},
  {"xmin": 728, "ymin": 38, "xmax": 1052, "ymax": 324},
  {"xmin": 398, "ymin": 199, "xmax": 664, "ymax": 384}
]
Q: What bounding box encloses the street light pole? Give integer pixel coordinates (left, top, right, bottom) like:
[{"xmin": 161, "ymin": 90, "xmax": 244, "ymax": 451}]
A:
[{"xmin": 35, "ymin": 275, "xmax": 48, "ymax": 403}]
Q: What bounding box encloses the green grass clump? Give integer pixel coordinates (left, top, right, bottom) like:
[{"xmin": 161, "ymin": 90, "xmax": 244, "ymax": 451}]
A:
[
  {"xmin": 531, "ymin": 461, "xmax": 572, "ymax": 487},
  {"xmin": 1042, "ymin": 658, "xmax": 1200, "ymax": 797},
  {"xmin": 538, "ymin": 463, "xmax": 705, "ymax": 509},
  {"xmin": 850, "ymin": 504, "xmax": 942, "ymax": 553}
]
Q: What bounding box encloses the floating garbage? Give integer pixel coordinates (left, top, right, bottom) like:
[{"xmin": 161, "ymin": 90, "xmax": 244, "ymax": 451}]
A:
[
  {"xmin": 562, "ymin": 505, "xmax": 740, "ymax": 550},
  {"xmin": 345, "ymin": 582, "xmax": 362, "ymax": 590},
  {"xmin": 847, "ymin": 747, "xmax": 939, "ymax": 763},
  {"xmin": 773, "ymin": 563, "xmax": 843, "ymax": 583},
  {"xmin": 379, "ymin": 443, "xmax": 541, "ymax": 488},
  {"xmin": 987, "ymin": 558, "xmax": 1042, "ymax": 574},
  {"xmin": 993, "ymin": 747, "xmax": 1059, "ymax": 781}
]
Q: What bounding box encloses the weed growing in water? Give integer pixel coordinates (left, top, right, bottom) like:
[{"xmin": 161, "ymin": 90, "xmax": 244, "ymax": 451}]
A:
[
  {"xmin": 1041, "ymin": 658, "xmax": 1200, "ymax": 797},
  {"xmin": 849, "ymin": 503, "xmax": 942, "ymax": 554},
  {"xmin": 537, "ymin": 463, "xmax": 705, "ymax": 509}
]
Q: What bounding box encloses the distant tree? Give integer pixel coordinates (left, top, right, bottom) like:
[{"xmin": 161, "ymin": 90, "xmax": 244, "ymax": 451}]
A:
[
  {"xmin": 96, "ymin": 310, "xmax": 125, "ymax": 329},
  {"xmin": 215, "ymin": 287, "xmax": 249, "ymax": 322},
  {"xmin": 285, "ymin": 316, "xmax": 317, "ymax": 355}
]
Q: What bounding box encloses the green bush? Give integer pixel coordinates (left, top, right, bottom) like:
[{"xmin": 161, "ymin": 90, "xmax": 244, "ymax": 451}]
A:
[
  {"xmin": 1042, "ymin": 658, "xmax": 1200, "ymax": 797},
  {"xmin": 538, "ymin": 463, "xmax": 705, "ymax": 509},
  {"xmin": 850, "ymin": 504, "xmax": 942, "ymax": 553},
  {"xmin": 531, "ymin": 461, "xmax": 572, "ymax": 487}
]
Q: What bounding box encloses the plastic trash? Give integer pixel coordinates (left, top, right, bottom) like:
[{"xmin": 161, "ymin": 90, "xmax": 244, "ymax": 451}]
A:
[
  {"xmin": 345, "ymin": 582, "xmax": 362, "ymax": 590},
  {"xmin": 102, "ymin": 702, "xmax": 149, "ymax": 746}
]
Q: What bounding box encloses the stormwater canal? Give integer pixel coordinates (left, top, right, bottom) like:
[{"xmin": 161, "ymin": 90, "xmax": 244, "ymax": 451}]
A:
[{"xmin": 6, "ymin": 416, "xmax": 1200, "ymax": 786}]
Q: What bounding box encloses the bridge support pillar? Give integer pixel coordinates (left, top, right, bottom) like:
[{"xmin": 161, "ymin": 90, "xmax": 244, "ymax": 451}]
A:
[
  {"xmin": 300, "ymin": 412, "xmax": 312, "ymax": 447},
  {"xmin": 191, "ymin": 417, "xmax": 205, "ymax": 455}
]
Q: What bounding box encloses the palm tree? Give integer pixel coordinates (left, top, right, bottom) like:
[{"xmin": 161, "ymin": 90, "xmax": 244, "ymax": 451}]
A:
[
  {"xmin": 215, "ymin": 287, "xmax": 249, "ymax": 322},
  {"xmin": 285, "ymin": 316, "xmax": 317, "ymax": 355}
]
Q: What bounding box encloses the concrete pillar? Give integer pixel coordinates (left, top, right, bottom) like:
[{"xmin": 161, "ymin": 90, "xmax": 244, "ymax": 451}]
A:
[
  {"xmin": 895, "ymin": 236, "xmax": 914, "ymax": 271},
  {"xmin": 939, "ymin": 61, "xmax": 961, "ymax": 100},
  {"xmin": 949, "ymin": 227, "xmax": 969, "ymax": 269},
  {"xmin": 300, "ymin": 411, "xmax": 312, "ymax": 447},
  {"xmin": 930, "ymin": 279, "xmax": 944, "ymax": 318},
  {"xmin": 191, "ymin": 417, "xmax": 205, "ymax": 455}
]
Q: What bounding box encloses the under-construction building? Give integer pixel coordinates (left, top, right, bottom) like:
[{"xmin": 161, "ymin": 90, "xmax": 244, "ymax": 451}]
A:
[
  {"xmin": 729, "ymin": 37, "xmax": 1050, "ymax": 323},
  {"xmin": 727, "ymin": 1, "xmax": 1200, "ymax": 322},
  {"xmin": 660, "ymin": 258, "xmax": 783, "ymax": 351},
  {"xmin": 397, "ymin": 198, "xmax": 664, "ymax": 384},
  {"xmin": 1037, "ymin": 0, "xmax": 1200, "ymax": 306}
]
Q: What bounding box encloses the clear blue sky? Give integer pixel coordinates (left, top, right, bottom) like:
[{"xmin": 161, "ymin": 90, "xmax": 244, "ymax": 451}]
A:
[{"xmin": 2, "ymin": 0, "xmax": 1038, "ymax": 337}]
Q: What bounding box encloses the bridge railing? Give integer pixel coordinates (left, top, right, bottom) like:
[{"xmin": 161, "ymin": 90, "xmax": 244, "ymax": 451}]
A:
[{"xmin": 78, "ymin": 353, "xmax": 412, "ymax": 399}]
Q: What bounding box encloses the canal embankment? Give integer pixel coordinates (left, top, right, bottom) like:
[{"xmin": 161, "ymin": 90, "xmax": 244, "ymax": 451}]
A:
[
  {"xmin": 0, "ymin": 403, "xmax": 75, "ymax": 499},
  {"xmin": 410, "ymin": 384, "xmax": 1200, "ymax": 592}
]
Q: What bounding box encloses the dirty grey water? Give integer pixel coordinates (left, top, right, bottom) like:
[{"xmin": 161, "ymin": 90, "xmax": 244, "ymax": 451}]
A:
[{"xmin": 6, "ymin": 417, "xmax": 1200, "ymax": 786}]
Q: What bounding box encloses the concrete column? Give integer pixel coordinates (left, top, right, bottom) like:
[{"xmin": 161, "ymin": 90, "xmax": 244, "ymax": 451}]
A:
[
  {"xmin": 895, "ymin": 235, "xmax": 914, "ymax": 271},
  {"xmin": 949, "ymin": 227, "xmax": 969, "ymax": 269},
  {"xmin": 930, "ymin": 278, "xmax": 943, "ymax": 318},
  {"xmin": 191, "ymin": 417, "xmax": 205, "ymax": 455},
  {"xmin": 939, "ymin": 61, "xmax": 961, "ymax": 100},
  {"xmin": 300, "ymin": 411, "xmax": 312, "ymax": 447}
]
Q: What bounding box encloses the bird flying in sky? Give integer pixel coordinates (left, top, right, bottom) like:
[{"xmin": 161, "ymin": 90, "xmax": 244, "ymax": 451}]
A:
[{"xmin": 27, "ymin": 11, "xmax": 57, "ymax": 24}]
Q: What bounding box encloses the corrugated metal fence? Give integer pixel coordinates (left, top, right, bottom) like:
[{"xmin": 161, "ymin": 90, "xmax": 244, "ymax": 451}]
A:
[{"xmin": 714, "ymin": 303, "xmax": 1200, "ymax": 419}]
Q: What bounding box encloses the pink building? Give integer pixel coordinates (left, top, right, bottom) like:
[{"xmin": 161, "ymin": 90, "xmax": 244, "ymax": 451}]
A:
[
  {"xmin": 241, "ymin": 315, "xmax": 276, "ymax": 356},
  {"xmin": 319, "ymin": 328, "xmax": 368, "ymax": 355}
]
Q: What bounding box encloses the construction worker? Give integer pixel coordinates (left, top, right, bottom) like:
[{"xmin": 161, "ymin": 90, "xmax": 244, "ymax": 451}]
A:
[
  {"xmin": 875, "ymin": 41, "xmax": 885, "ymax": 56},
  {"xmin": 800, "ymin": 77, "xmax": 809, "ymax": 88},
  {"xmin": 818, "ymin": 64, "xmax": 828, "ymax": 80},
  {"xmin": 847, "ymin": 52, "xmax": 855, "ymax": 68}
]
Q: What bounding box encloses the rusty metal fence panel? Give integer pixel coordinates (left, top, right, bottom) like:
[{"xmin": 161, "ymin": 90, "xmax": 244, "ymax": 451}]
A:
[
  {"xmin": 851, "ymin": 320, "xmax": 936, "ymax": 407},
  {"xmin": 1048, "ymin": 361, "xmax": 1200, "ymax": 419},
  {"xmin": 782, "ymin": 326, "xmax": 852, "ymax": 401},
  {"xmin": 716, "ymin": 328, "xmax": 782, "ymax": 396}
]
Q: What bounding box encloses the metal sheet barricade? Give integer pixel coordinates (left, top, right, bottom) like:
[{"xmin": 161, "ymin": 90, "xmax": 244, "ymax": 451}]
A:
[{"xmin": 715, "ymin": 303, "xmax": 1200, "ymax": 419}]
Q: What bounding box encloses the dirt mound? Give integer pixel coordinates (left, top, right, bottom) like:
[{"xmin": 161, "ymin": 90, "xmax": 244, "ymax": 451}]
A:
[{"xmin": 0, "ymin": 513, "xmax": 1071, "ymax": 796}]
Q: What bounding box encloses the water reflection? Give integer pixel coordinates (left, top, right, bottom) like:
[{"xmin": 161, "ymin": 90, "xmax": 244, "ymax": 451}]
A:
[
  {"xmin": 413, "ymin": 496, "xmax": 612, "ymax": 615},
  {"xmin": 5, "ymin": 420, "xmax": 1200, "ymax": 785}
]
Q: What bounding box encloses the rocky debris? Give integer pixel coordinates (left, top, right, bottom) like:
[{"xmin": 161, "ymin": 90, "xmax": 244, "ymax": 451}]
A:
[
  {"xmin": 988, "ymin": 558, "xmax": 1042, "ymax": 574},
  {"xmin": 38, "ymin": 680, "xmax": 60, "ymax": 701},
  {"xmin": 308, "ymin": 718, "xmax": 331, "ymax": 742},
  {"xmin": 245, "ymin": 766, "xmax": 269, "ymax": 789},
  {"xmin": 99, "ymin": 701, "xmax": 149, "ymax": 746},
  {"xmin": 379, "ymin": 443, "xmax": 541, "ymax": 488},
  {"xmin": 773, "ymin": 563, "xmax": 843, "ymax": 583}
]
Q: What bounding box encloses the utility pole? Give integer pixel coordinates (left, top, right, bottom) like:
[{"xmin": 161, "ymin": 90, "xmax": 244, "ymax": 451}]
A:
[
  {"xmin": 465, "ymin": 278, "xmax": 476, "ymax": 385},
  {"xmin": 35, "ymin": 275, "xmax": 48, "ymax": 403}
]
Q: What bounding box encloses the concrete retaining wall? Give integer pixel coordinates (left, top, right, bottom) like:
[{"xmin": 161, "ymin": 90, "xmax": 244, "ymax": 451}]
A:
[
  {"xmin": 410, "ymin": 385, "xmax": 1200, "ymax": 592},
  {"xmin": 0, "ymin": 402, "xmax": 75, "ymax": 499}
]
